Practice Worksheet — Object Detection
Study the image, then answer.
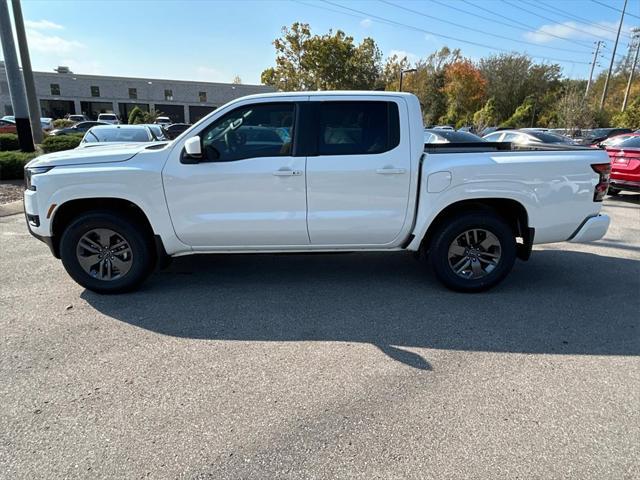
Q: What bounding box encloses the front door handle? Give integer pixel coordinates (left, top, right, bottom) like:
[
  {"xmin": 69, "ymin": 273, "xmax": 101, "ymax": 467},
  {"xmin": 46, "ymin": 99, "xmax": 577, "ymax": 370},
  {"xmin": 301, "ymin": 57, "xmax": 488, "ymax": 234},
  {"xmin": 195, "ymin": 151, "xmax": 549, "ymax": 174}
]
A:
[
  {"xmin": 376, "ymin": 167, "xmax": 406, "ymax": 174},
  {"xmin": 272, "ymin": 168, "xmax": 302, "ymax": 176}
]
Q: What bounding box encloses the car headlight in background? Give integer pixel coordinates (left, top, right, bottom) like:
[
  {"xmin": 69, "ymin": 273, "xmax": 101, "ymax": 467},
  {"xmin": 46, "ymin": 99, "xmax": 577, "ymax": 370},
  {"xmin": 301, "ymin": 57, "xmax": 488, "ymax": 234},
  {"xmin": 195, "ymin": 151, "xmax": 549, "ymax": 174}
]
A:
[{"xmin": 24, "ymin": 166, "xmax": 54, "ymax": 191}]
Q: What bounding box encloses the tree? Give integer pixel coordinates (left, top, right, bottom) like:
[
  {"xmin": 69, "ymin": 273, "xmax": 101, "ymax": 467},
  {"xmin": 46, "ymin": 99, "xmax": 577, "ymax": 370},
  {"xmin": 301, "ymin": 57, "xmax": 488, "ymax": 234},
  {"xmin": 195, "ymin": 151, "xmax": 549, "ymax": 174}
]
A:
[
  {"xmin": 500, "ymin": 96, "xmax": 535, "ymax": 128},
  {"xmin": 232, "ymin": 75, "xmax": 242, "ymax": 84},
  {"xmin": 443, "ymin": 60, "xmax": 486, "ymax": 126},
  {"xmin": 380, "ymin": 53, "xmax": 410, "ymax": 91},
  {"xmin": 473, "ymin": 98, "xmax": 497, "ymax": 133},
  {"xmin": 261, "ymin": 23, "xmax": 382, "ymax": 91},
  {"xmin": 612, "ymin": 97, "xmax": 640, "ymax": 129},
  {"xmin": 128, "ymin": 106, "xmax": 145, "ymax": 125},
  {"xmin": 388, "ymin": 47, "xmax": 462, "ymax": 125},
  {"xmin": 555, "ymin": 85, "xmax": 595, "ymax": 133},
  {"xmin": 479, "ymin": 53, "xmax": 560, "ymax": 123},
  {"xmin": 261, "ymin": 23, "xmax": 311, "ymax": 90}
]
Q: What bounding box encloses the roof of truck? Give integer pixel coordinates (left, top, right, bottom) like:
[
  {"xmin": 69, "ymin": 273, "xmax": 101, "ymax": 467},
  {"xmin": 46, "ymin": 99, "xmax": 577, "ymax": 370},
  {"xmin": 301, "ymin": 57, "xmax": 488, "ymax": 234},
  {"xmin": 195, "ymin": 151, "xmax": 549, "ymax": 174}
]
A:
[{"xmin": 231, "ymin": 90, "xmax": 417, "ymax": 101}]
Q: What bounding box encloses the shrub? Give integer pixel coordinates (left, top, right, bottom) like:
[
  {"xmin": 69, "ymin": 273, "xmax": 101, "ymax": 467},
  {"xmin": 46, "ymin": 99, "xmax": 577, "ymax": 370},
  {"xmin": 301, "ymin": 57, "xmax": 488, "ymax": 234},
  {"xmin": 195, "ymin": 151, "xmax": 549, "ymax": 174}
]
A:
[
  {"xmin": 0, "ymin": 151, "xmax": 38, "ymax": 180},
  {"xmin": 128, "ymin": 106, "xmax": 145, "ymax": 125},
  {"xmin": 0, "ymin": 133, "xmax": 20, "ymax": 151},
  {"xmin": 52, "ymin": 119, "xmax": 75, "ymax": 129},
  {"xmin": 41, "ymin": 134, "xmax": 82, "ymax": 153}
]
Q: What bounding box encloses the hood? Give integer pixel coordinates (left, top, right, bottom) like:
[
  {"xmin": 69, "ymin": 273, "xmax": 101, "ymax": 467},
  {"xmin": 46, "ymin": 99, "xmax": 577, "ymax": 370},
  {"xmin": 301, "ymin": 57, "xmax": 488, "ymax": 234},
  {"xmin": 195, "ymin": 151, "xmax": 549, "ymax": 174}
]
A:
[{"xmin": 27, "ymin": 142, "xmax": 160, "ymax": 168}]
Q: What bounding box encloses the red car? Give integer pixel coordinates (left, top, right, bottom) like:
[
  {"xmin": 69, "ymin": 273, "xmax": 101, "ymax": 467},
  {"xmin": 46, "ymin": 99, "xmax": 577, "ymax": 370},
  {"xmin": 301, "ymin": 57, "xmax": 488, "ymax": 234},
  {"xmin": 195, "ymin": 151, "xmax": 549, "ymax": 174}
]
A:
[
  {"xmin": 606, "ymin": 135, "xmax": 640, "ymax": 195},
  {"xmin": 0, "ymin": 118, "xmax": 17, "ymax": 134}
]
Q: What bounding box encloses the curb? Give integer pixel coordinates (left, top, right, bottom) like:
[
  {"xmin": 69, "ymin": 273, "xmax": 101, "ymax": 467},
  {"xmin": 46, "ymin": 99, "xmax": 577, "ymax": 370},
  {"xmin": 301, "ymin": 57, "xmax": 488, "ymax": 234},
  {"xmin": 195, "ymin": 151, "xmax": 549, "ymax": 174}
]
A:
[{"xmin": 0, "ymin": 200, "xmax": 23, "ymax": 217}]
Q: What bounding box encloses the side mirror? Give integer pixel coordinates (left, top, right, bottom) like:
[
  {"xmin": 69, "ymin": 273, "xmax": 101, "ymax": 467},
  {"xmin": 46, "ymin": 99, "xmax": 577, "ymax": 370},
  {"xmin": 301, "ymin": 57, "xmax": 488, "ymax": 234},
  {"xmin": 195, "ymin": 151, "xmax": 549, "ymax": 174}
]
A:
[{"xmin": 184, "ymin": 136, "xmax": 202, "ymax": 157}]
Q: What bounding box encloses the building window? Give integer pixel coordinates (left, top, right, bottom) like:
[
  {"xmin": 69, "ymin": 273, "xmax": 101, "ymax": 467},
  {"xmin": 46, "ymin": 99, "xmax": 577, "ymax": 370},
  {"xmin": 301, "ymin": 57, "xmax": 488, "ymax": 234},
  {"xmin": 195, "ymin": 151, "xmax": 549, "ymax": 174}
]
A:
[
  {"xmin": 91, "ymin": 86, "xmax": 100, "ymax": 97},
  {"xmin": 199, "ymin": 91, "xmax": 207, "ymax": 102},
  {"xmin": 50, "ymin": 84, "xmax": 60, "ymax": 96},
  {"xmin": 128, "ymin": 88, "xmax": 137, "ymax": 99},
  {"xmin": 164, "ymin": 89, "xmax": 173, "ymax": 101}
]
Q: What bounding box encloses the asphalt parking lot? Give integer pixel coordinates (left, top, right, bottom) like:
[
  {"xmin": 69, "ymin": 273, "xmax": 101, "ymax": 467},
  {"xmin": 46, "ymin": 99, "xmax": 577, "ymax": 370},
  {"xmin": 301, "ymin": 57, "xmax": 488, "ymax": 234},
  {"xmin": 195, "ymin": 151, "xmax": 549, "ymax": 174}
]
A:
[{"xmin": 1, "ymin": 195, "xmax": 639, "ymax": 479}]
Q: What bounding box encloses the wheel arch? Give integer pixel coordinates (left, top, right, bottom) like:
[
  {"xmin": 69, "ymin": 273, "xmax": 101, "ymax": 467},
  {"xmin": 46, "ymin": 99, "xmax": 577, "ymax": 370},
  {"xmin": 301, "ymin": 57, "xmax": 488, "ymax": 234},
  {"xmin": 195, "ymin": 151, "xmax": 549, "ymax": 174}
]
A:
[
  {"xmin": 418, "ymin": 198, "xmax": 533, "ymax": 260},
  {"xmin": 49, "ymin": 197, "xmax": 164, "ymax": 259}
]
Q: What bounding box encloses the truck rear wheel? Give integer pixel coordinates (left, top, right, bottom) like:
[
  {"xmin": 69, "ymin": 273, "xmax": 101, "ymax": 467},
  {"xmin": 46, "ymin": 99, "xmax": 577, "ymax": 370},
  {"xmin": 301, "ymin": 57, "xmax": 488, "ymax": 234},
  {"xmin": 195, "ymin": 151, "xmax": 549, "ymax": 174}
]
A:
[
  {"xmin": 59, "ymin": 211, "xmax": 154, "ymax": 294},
  {"xmin": 428, "ymin": 212, "xmax": 516, "ymax": 292}
]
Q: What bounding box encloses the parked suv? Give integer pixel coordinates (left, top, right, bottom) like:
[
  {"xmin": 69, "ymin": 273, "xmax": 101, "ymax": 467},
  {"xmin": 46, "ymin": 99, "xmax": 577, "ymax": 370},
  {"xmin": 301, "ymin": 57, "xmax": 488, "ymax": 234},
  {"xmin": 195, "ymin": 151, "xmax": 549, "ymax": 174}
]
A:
[{"xmin": 97, "ymin": 113, "xmax": 120, "ymax": 125}]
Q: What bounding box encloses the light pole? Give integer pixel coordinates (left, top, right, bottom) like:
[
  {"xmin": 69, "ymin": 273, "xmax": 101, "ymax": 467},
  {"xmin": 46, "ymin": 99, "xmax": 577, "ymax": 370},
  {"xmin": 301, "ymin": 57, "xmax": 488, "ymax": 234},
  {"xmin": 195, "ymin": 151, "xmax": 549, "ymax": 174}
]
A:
[
  {"xmin": 0, "ymin": 0, "xmax": 34, "ymax": 151},
  {"xmin": 399, "ymin": 68, "xmax": 417, "ymax": 92},
  {"xmin": 11, "ymin": 0, "xmax": 42, "ymax": 143}
]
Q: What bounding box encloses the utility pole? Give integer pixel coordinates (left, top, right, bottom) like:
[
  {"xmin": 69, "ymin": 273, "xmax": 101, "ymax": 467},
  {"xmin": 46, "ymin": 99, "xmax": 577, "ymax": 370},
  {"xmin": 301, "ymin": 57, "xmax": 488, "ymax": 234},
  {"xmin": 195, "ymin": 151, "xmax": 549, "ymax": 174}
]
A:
[
  {"xmin": 399, "ymin": 68, "xmax": 417, "ymax": 92},
  {"xmin": 622, "ymin": 28, "xmax": 640, "ymax": 112},
  {"xmin": 599, "ymin": 0, "xmax": 627, "ymax": 110},
  {"xmin": 11, "ymin": 0, "xmax": 42, "ymax": 143},
  {"xmin": 585, "ymin": 40, "xmax": 603, "ymax": 98},
  {"xmin": 0, "ymin": 0, "xmax": 34, "ymax": 151}
]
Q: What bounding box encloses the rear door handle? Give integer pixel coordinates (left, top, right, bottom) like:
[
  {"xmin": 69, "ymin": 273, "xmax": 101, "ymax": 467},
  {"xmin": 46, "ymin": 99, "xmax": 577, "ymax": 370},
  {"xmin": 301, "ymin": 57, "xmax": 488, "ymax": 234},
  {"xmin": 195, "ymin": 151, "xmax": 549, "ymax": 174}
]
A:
[
  {"xmin": 376, "ymin": 167, "xmax": 406, "ymax": 174},
  {"xmin": 272, "ymin": 169, "xmax": 302, "ymax": 176}
]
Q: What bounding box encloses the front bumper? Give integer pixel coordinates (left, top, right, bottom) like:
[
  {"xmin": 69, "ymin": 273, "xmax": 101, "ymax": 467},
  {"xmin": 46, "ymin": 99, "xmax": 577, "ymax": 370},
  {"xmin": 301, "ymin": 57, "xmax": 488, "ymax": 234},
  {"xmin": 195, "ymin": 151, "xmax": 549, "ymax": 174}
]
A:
[
  {"xmin": 23, "ymin": 190, "xmax": 58, "ymax": 257},
  {"xmin": 569, "ymin": 214, "xmax": 610, "ymax": 243}
]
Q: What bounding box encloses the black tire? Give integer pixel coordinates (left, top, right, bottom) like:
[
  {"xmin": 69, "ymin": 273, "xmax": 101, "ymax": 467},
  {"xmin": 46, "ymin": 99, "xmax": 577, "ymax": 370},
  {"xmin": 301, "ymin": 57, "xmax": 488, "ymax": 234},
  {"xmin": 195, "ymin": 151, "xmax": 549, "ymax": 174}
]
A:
[
  {"xmin": 607, "ymin": 187, "xmax": 621, "ymax": 196},
  {"xmin": 59, "ymin": 211, "xmax": 154, "ymax": 293},
  {"xmin": 428, "ymin": 211, "xmax": 517, "ymax": 292}
]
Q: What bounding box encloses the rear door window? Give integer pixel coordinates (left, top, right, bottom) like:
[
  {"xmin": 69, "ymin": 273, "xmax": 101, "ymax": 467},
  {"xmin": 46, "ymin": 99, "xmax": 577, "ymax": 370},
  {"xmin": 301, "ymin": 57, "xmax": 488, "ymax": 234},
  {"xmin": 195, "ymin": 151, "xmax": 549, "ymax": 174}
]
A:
[{"xmin": 318, "ymin": 101, "xmax": 399, "ymax": 155}]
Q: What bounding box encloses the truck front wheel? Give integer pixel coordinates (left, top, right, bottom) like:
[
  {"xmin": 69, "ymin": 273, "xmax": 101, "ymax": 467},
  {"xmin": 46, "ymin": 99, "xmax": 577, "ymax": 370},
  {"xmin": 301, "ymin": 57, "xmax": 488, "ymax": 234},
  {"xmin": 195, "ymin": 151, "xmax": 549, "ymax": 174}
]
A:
[
  {"xmin": 59, "ymin": 211, "xmax": 154, "ymax": 294},
  {"xmin": 428, "ymin": 212, "xmax": 517, "ymax": 292}
]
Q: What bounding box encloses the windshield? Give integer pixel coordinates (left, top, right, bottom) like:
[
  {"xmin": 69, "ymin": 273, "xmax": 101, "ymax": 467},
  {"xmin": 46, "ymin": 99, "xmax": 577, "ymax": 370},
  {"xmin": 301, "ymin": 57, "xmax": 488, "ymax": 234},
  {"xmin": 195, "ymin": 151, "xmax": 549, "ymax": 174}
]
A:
[
  {"xmin": 147, "ymin": 125, "xmax": 165, "ymax": 139},
  {"xmin": 84, "ymin": 127, "xmax": 150, "ymax": 142},
  {"xmin": 586, "ymin": 128, "xmax": 615, "ymax": 139},
  {"xmin": 99, "ymin": 114, "xmax": 117, "ymax": 120}
]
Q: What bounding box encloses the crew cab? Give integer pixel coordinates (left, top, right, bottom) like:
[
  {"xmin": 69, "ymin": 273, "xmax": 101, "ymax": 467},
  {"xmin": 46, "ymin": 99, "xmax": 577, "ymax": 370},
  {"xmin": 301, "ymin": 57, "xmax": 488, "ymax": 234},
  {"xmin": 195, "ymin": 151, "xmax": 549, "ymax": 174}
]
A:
[{"xmin": 23, "ymin": 92, "xmax": 612, "ymax": 293}]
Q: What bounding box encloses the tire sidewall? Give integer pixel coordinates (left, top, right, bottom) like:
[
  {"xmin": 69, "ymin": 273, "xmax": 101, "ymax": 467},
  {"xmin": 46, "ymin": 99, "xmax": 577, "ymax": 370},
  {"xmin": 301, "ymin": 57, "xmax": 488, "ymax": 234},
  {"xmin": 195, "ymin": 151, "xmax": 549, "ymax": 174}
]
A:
[
  {"xmin": 429, "ymin": 213, "xmax": 517, "ymax": 292},
  {"xmin": 59, "ymin": 212, "xmax": 152, "ymax": 293}
]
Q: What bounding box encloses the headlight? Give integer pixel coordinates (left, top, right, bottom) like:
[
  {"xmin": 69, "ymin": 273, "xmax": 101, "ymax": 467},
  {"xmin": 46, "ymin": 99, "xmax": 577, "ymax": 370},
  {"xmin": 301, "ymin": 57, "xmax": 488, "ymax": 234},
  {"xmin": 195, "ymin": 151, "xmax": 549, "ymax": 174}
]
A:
[{"xmin": 25, "ymin": 166, "xmax": 54, "ymax": 191}]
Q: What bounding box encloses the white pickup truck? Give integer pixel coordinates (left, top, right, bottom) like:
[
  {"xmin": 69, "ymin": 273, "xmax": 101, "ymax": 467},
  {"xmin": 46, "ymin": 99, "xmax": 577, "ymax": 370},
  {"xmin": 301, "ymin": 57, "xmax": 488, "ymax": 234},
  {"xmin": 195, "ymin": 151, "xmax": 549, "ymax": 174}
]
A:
[{"xmin": 24, "ymin": 92, "xmax": 611, "ymax": 293}]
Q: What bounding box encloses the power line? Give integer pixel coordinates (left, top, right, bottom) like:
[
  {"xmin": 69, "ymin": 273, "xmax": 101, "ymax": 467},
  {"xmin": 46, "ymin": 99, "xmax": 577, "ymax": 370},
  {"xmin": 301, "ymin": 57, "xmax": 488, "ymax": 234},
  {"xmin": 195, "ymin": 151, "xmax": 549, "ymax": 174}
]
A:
[
  {"xmin": 431, "ymin": 0, "xmax": 595, "ymax": 50},
  {"xmin": 459, "ymin": 0, "xmax": 593, "ymax": 48},
  {"xmin": 379, "ymin": 0, "xmax": 591, "ymax": 54},
  {"xmin": 532, "ymin": 0, "xmax": 632, "ymax": 39},
  {"xmin": 502, "ymin": 0, "xmax": 631, "ymax": 61},
  {"xmin": 591, "ymin": 0, "xmax": 640, "ymax": 21},
  {"xmin": 501, "ymin": 0, "xmax": 625, "ymax": 42},
  {"xmin": 314, "ymin": 0, "xmax": 590, "ymax": 65},
  {"xmin": 520, "ymin": 0, "xmax": 631, "ymax": 38}
]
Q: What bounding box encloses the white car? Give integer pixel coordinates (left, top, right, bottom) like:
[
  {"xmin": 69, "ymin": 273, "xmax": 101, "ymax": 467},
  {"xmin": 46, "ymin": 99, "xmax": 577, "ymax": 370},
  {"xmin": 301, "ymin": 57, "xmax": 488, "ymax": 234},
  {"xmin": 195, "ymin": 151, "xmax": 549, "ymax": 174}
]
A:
[
  {"xmin": 483, "ymin": 129, "xmax": 574, "ymax": 145},
  {"xmin": 155, "ymin": 116, "xmax": 171, "ymax": 125},
  {"xmin": 66, "ymin": 114, "xmax": 89, "ymax": 123},
  {"xmin": 23, "ymin": 91, "xmax": 611, "ymax": 293},
  {"xmin": 96, "ymin": 113, "xmax": 120, "ymax": 125},
  {"xmin": 40, "ymin": 117, "xmax": 53, "ymax": 131}
]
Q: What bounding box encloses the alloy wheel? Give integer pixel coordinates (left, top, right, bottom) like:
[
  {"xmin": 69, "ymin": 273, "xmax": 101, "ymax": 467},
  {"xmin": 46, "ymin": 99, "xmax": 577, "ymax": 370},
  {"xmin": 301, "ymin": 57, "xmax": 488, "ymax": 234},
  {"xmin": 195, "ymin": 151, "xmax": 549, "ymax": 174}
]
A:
[
  {"xmin": 76, "ymin": 228, "xmax": 133, "ymax": 281},
  {"xmin": 447, "ymin": 228, "xmax": 502, "ymax": 279}
]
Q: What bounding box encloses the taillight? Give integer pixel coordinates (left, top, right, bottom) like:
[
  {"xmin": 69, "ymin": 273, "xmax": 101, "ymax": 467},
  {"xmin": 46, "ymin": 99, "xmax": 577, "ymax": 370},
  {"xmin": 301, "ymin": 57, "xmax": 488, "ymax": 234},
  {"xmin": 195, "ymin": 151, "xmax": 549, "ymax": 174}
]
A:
[{"xmin": 591, "ymin": 163, "xmax": 611, "ymax": 202}]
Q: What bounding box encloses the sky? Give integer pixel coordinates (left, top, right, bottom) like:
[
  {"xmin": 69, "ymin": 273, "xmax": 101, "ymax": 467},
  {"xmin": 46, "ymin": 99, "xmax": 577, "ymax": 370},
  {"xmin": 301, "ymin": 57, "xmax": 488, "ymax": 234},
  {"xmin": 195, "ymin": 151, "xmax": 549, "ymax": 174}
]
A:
[{"xmin": 5, "ymin": 0, "xmax": 640, "ymax": 84}]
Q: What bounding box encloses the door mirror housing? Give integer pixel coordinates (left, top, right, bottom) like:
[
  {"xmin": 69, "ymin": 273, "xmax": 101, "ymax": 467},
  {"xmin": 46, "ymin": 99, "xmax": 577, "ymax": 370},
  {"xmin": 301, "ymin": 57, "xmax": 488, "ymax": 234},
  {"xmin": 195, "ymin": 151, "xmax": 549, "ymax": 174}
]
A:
[{"xmin": 183, "ymin": 136, "xmax": 202, "ymax": 162}]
